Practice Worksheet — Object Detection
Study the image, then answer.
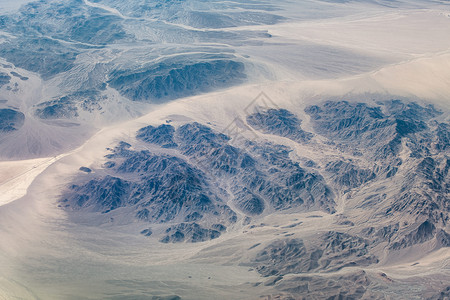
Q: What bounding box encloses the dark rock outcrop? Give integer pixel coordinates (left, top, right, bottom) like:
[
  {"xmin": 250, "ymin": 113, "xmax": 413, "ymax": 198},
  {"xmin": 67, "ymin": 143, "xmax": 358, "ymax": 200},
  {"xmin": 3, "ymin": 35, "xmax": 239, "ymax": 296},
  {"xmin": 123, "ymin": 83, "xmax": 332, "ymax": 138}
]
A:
[
  {"xmin": 35, "ymin": 90, "xmax": 104, "ymax": 119},
  {"xmin": 64, "ymin": 148, "xmax": 236, "ymax": 225},
  {"xmin": 390, "ymin": 220, "xmax": 437, "ymax": 250},
  {"xmin": 325, "ymin": 160, "xmax": 376, "ymax": 189},
  {"xmin": 273, "ymin": 271, "xmax": 377, "ymax": 300},
  {"xmin": 160, "ymin": 223, "xmax": 222, "ymax": 243},
  {"xmin": 305, "ymin": 100, "xmax": 441, "ymax": 160},
  {"xmin": 0, "ymin": 72, "xmax": 11, "ymax": 87},
  {"xmin": 137, "ymin": 124, "xmax": 177, "ymax": 148},
  {"xmin": 108, "ymin": 60, "xmax": 246, "ymax": 102},
  {"xmin": 253, "ymin": 232, "xmax": 377, "ymax": 277},
  {"xmin": 247, "ymin": 108, "xmax": 313, "ymax": 143},
  {"xmin": 0, "ymin": 108, "xmax": 25, "ymax": 132},
  {"xmin": 165, "ymin": 122, "xmax": 334, "ymax": 214}
]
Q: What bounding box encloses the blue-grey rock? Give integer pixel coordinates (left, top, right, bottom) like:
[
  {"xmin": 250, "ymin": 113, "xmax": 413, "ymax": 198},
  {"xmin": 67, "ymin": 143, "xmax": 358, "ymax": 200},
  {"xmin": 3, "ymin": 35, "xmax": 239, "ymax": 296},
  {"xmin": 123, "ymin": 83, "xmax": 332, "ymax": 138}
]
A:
[
  {"xmin": 79, "ymin": 166, "xmax": 92, "ymax": 173},
  {"xmin": 184, "ymin": 212, "xmax": 203, "ymax": 222},
  {"xmin": 35, "ymin": 90, "xmax": 103, "ymax": 119},
  {"xmin": 435, "ymin": 229, "xmax": 450, "ymax": 247},
  {"xmin": 390, "ymin": 220, "xmax": 437, "ymax": 250},
  {"xmin": 325, "ymin": 160, "xmax": 376, "ymax": 189},
  {"xmin": 108, "ymin": 60, "xmax": 246, "ymax": 102},
  {"xmin": 10, "ymin": 71, "xmax": 28, "ymax": 81},
  {"xmin": 305, "ymin": 100, "xmax": 442, "ymax": 160},
  {"xmin": 3, "ymin": 0, "xmax": 130, "ymax": 45},
  {"xmin": 161, "ymin": 222, "xmax": 221, "ymax": 243},
  {"xmin": 137, "ymin": 124, "xmax": 177, "ymax": 148},
  {"xmin": 136, "ymin": 122, "xmax": 335, "ymax": 214},
  {"xmin": 362, "ymin": 224, "xmax": 399, "ymax": 243},
  {"xmin": 247, "ymin": 108, "xmax": 313, "ymax": 143},
  {"xmin": 434, "ymin": 122, "xmax": 450, "ymax": 151},
  {"xmin": 211, "ymin": 223, "xmax": 227, "ymax": 232},
  {"xmin": 275, "ymin": 271, "xmax": 373, "ymax": 299},
  {"xmin": 140, "ymin": 228, "xmax": 152, "ymax": 237},
  {"xmin": 35, "ymin": 103, "xmax": 79, "ymax": 119},
  {"xmin": 254, "ymin": 232, "xmax": 377, "ymax": 277},
  {"xmin": 0, "ymin": 72, "xmax": 11, "ymax": 87},
  {"xmin": 0, "ymin": 37, "xmax": 80, "ymax": 79},
  {"xmin": 0, "ymin": 108, "xmax": 25, "ymax": 132},
  {"xmin": 254, "ymin": 239, "xmax": 307, "ymax": 276},
  {"xmin": 383, "ymin": 99, "xmax": 441, "ymax": 122},
  {"xmin": 64, "ymin": 147, "xmax": 236, "ymax": 225}
]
